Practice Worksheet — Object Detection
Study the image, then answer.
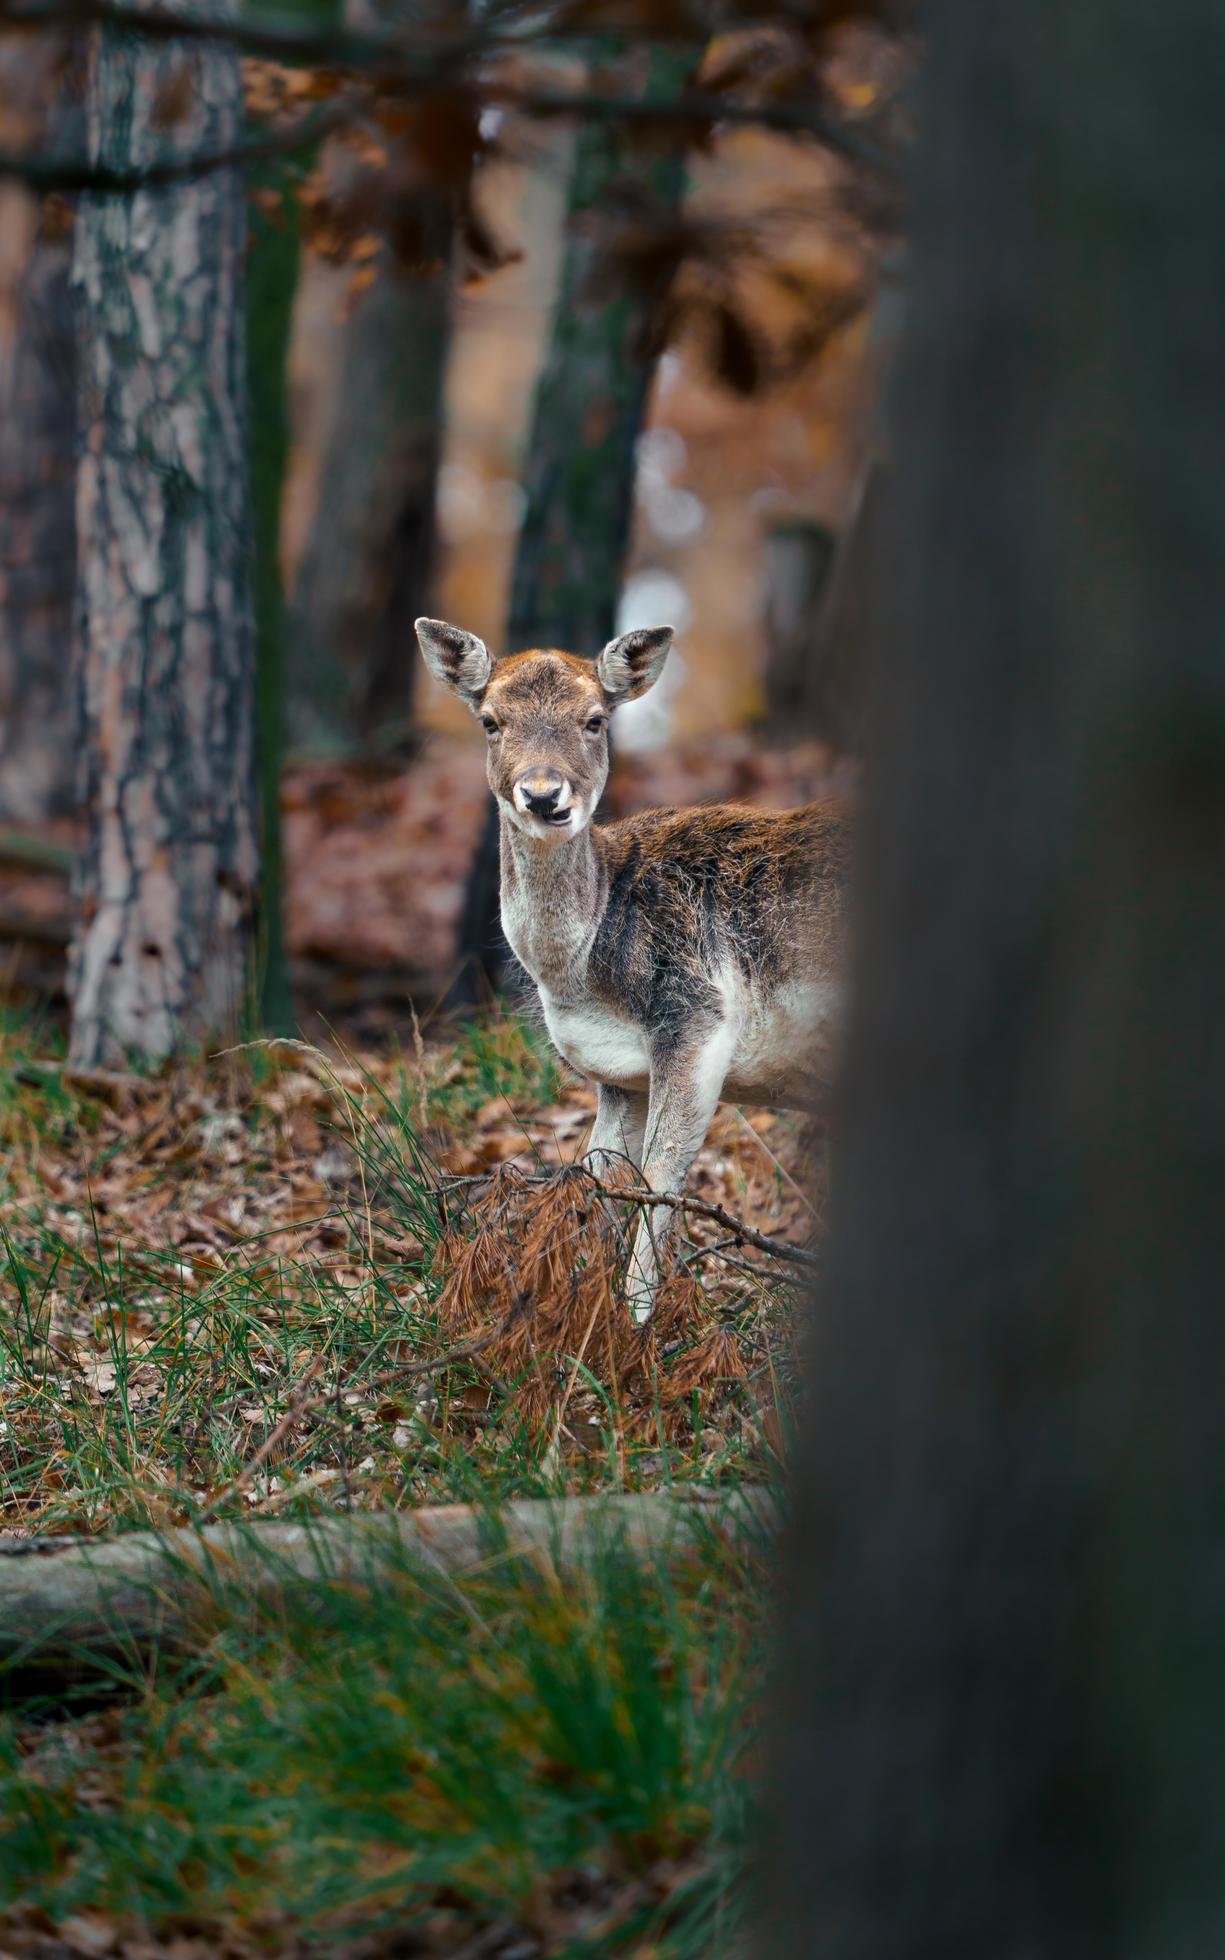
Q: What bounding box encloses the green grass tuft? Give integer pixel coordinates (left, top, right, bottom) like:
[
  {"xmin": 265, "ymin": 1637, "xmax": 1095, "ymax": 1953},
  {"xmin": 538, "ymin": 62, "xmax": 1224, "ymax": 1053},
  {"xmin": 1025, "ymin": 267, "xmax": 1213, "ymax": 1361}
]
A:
[{"xmin": 0, "ymin": 1530, "xmax": 762, "ymax": 1954}]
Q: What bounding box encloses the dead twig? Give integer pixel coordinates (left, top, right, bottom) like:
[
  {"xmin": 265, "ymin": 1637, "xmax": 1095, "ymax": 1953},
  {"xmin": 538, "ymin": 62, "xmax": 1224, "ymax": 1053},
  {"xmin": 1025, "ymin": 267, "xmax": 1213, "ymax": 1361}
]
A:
[
  {"xmin": 199, "ymin": 1329, "xmax": 511, "ymax": 1522},
  {"xmin": 202, "ymin": 1354, "xmax": 328, "ymax": 1521},
  {"xmin": 439, "ymin": 1167, "xmax": 819, "ymax": 1270}
]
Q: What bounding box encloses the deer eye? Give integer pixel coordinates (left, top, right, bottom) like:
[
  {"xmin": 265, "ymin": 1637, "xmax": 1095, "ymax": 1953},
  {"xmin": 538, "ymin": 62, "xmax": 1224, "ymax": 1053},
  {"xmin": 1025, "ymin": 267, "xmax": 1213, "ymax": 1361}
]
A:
[
  {"xmin": 584, "ymin": 714, "xmax": 606, "ymax": 735},
  {"xmin": 481, "ymin": 716, "xmax": 499, "ymax": 736}
]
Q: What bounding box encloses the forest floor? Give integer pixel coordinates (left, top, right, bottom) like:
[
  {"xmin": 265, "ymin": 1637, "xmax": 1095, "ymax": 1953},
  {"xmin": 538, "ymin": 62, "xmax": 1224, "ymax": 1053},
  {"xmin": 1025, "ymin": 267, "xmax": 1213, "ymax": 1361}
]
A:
[{"xmin": 0, "ymin": 1005, "xmax": 821, "ymax": 1959}]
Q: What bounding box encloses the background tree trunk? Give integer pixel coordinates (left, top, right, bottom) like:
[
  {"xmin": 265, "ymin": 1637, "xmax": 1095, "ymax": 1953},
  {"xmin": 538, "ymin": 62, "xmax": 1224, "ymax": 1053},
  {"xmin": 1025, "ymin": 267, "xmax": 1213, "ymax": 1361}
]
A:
[
  {"xmin": 288, "ymin": 0, "xmax": 452, "ymax": 757},
  {"xmin": 69, "ymin": 2, "xmax": 258, "ymax": 1068},
  {"xmin": 763, "ymin": 2, "xmax": 1225, "ymax": 1954},
  {"xmin": 759, "ymin": 518, "xmax": 836, "ymax": 741},
  {"xmin": 0, "ymin": 44, "xmax": 80, "ymax": 826},
  {"xmin": 797, "ymin": 469, "xmax": 882, "ymax": 753},
  {"xmin": 247, "ymin": 159, "xmax": 299, "ymax": 1039},
  {"xmin": 247, "ymin": 0, "xmax": 341, "ymax": 1034},
  {"xmin": 504, "ymin": 53, "xmax": 690, "ymax": 658},
  {"xmin": 289, "ymin": 250, "xmax": 450, "ymax": 752},
  {"xmin": 454, "ymin": 46, "xmax": 692, "ymax": 1002}
]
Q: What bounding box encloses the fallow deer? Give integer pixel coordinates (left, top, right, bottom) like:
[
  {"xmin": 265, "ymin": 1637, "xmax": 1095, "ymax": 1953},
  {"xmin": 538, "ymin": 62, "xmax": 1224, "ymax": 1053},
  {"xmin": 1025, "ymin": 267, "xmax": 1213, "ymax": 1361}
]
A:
[{"xmin": 416, "ymin": 618, "xmax": 848, "ymax": 1318}]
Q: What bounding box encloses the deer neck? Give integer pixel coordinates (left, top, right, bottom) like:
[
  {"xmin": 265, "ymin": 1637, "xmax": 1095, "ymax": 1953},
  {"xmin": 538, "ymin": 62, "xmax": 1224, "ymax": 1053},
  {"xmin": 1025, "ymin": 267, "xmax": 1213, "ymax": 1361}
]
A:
[{"xmin": 498, "ymin": 810, "xmax": 605, "ymax": 1000}]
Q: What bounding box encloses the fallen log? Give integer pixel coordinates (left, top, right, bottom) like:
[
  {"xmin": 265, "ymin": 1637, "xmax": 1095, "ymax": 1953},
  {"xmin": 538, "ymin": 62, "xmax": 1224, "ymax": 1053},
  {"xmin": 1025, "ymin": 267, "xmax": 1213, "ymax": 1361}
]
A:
[{"xmin": 0, "ymin": 1486, "xmax": 776, "ymax": 1674}]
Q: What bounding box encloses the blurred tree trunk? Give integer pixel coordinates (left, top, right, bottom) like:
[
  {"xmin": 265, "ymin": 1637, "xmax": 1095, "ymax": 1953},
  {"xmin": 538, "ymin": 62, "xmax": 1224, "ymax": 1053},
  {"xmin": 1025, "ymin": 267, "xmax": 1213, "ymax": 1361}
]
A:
[
  {"xmin": 246, "ymin": 0, "xmax": 342, "ymax": 1035},
  {"xmin": 0, "ymin": 45, "xmax": 79, "ymax": 826},
  {"xmin": 505, "ymin": 55, "xmax": 690, "ymax": 657},
  {"xmin": 247, "ymin": 167, "xmax": 298, "ymax": 1038},
  {"xmin": 798, "ymin": 468, "xmax": 882, "ymax": 753},
  {"xmin": 289, "ymin": 0, "xmax": 452, "ymax": 757},
  {"xmin": 290, "ymin": 254, "xmax": 450, "ymax": 752},
  {"xmin": 761, "ymin": 254, "xmax": 904, "ymax": 756},
  {"xmin": 455, "ymin": 47, "xmax": 691, "ymax": 1002},
  {"xmin": 759, "ymin": 518, "xmax": 836, "ymax": 740},
  {"xmin": 69, "ymin": 3, "xmax": 258, "ymax": 1068},
  {"xmin": 763, "ymin": 1, "xmax": 1225, "ymax": 1954}
]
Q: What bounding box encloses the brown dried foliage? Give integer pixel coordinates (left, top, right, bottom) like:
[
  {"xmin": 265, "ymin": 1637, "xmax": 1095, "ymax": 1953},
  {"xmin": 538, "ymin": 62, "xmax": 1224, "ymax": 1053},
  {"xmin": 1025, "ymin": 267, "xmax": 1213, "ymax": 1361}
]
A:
[
  {"xmin": 238, "ymin": 14, "xmax": 901, "ymax": 373},
  {"xmin": 294, "ymin": 84, "xmax": 518, "ymax": 284},
  {"xmin": 432, "ymin": 1166, "xmax": 749, "ymax": 1442},
  {"xmin": 584, "ymin": 186, "xmax": 875, "ymax": 396}
]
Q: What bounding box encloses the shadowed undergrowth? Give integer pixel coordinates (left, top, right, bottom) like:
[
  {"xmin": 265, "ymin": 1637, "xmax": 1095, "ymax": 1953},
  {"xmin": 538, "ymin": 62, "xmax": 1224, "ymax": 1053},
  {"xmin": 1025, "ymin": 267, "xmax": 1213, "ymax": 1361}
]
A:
[{"xmin": 0, "ymin": 1524, "xmax": 764, "ymax": 1956}]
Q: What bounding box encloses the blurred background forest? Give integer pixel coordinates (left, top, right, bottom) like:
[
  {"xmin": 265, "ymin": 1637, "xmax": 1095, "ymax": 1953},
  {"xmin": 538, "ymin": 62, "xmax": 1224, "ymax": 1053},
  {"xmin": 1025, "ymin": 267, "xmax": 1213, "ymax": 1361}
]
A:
[{"xmin": 0, "ymin": 0, "xmax": 907, "ymax": 1056}]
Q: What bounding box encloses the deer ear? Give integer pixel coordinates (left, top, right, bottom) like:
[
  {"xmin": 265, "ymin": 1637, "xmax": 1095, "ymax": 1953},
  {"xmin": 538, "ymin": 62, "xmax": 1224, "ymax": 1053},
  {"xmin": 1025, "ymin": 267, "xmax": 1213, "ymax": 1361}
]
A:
[
  {"xmin": 596, "ymin": 626, "xmax": 674, "ymax": 706},
  {"xmin": 415, "ymin": 618, "xmax": 493, "ymax": 706}
]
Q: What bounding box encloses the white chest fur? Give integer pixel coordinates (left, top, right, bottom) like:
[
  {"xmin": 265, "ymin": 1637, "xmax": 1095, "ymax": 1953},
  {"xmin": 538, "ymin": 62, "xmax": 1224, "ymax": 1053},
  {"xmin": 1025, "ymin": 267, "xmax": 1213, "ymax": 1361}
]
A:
[{"xmin": 540, "ymin": 992, "xmax": 650, "ymax": 1087}]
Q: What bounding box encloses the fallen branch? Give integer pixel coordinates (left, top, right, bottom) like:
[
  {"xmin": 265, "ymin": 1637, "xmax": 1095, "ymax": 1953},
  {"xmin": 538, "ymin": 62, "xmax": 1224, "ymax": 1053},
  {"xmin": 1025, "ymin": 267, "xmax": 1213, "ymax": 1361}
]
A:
[
  {"xmin": 605, "ymin": 1179, "xmax": 819, "ymax": 1269},
  {"xmin": 0, "ymin": 1485, "xmax": 776, "ymax": 1669},
  {"xmin": 201, "ymin": 1353, "xmax": 328, "ymax": 1518},
  {"xmin": 441, "ymin": 1167, "xmax": 819, "ymax": 1270}
]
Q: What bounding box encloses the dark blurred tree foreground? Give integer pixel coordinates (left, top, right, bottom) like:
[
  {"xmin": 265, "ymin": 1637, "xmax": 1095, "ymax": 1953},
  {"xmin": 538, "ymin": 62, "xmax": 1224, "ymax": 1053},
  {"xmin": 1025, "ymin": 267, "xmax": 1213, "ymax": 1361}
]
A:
[
  {"xmin": 764, "ymin": 0, "xmax": 1225, "ymax": 1952},
  {"xmin": 0, "ymin": 0, "xmax": 898, "ymax": 1062}
]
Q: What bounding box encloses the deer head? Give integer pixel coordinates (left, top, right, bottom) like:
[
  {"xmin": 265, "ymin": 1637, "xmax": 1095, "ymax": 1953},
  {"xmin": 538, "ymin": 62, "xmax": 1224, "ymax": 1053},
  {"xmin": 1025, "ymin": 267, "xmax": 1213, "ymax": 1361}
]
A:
[{"xmin": 415, "ymin": 620, "xmax": 674, "ymax": 841}]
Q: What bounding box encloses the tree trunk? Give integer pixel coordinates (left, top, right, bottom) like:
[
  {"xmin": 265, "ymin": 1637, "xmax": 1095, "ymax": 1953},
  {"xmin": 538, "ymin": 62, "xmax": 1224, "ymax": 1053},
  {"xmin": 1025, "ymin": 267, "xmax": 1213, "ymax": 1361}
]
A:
[
  {"xmin": 0, "ymin": 44, "xmax": 80, "ymax": 826},
  {"xmin": 69, "ymin": 3, "xmax": 259, "ymax": 1068},
  {"xmin": 247, "ymin": 0, "xmax": 342, "ymax": 1033},
  {"xmin": 800, "ymin": 469, "xmax": 882, "ymax": 753},
  {"xmin": 290, "ymin": 249, "xmax": 450, "ymax": 752},
  {"xmin": 759, "ymin": 518, "xmax": 836, "ymax": 741},
  {"xmin": 247, "ymin": 165, "xmax": 297, "ymax": 1037},
  {"xmin": 505, "ymin": 59, "xmax": 689, "ymax": 658},
  {"xmin": 763, "ymin": 2, "xmax": 1225, "ymax": 1955},
  {"xmin": 289, "ymin": 0, "xmax": 452, "ymax": 757},
  {"xmin": 455, "ymin": 47, "xmax": 691, "ymax": 1002}
]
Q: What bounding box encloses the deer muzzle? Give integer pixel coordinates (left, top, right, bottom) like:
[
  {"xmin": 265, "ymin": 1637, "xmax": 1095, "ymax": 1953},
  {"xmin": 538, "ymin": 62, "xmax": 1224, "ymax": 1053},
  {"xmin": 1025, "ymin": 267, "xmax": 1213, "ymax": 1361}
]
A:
[{"xmin": 513, "ymin": 771, "xmax": 574, "ymax": 825}]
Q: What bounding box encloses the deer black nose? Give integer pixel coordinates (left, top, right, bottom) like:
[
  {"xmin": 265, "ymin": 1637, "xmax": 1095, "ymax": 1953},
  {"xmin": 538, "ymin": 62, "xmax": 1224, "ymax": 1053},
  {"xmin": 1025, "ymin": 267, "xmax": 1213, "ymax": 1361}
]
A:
[
  {"xmin": 524, "ymin": 785, "xmax": 560, "ymax": 815},
  {"xmin": 514, "ymin": 770, "xmax": 574, "ymax": 825}
]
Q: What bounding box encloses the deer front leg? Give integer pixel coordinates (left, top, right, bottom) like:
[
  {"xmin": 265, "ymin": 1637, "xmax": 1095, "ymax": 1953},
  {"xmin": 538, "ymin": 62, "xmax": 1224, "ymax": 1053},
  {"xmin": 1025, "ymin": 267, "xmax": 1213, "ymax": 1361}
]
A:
[
  {"xmin": 585, "ymin": 1081, "xmax": 648, "ymax": 1177},
  {"xmin": 627, "ymin": 1024, "xmax": 734, "ymax": 1324}
]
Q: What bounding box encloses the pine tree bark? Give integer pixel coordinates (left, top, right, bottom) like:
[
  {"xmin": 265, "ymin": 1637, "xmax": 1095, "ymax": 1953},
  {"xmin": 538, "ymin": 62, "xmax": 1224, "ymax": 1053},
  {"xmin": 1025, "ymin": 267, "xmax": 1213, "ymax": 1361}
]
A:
[
  {"xmin": 0, "ymin": 45, "xmax": 80, "ymax": 825},
  {"xmin": 455, "ymin": 46, "xmax": 691, "ymax": 1000},
  {"xmin": 763, "ymin": 2, "xmax": 1225, "ymax": 1954},
  {"xmin": 69, "ymin": 2, "xmax": 258, "ymax": 1067},
  {"xmin": 505, "ymin": 51, "xmax": 690, "ymax": 657}
]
